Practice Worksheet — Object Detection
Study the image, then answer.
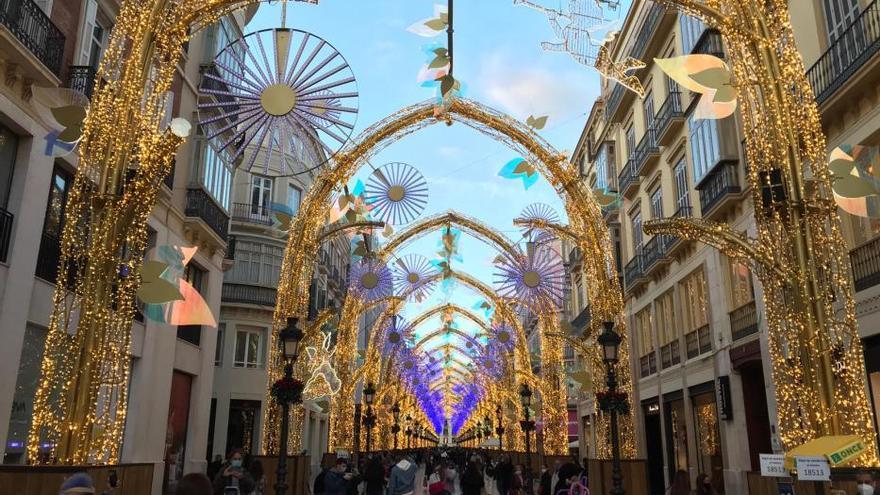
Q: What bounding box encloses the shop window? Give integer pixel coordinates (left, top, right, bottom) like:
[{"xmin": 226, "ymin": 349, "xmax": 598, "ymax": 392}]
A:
[
  {"xmin": 656, "ymin": 290, "xmax": 680, "ymax": 369},
  {"xmin": 226, "ymin": 399, "xmax": 261, "ymax": 454},
  {"xmin": 681, "ymin": 267, "xmax": 711, "ymax": 359},
  {"xmin": 636, "ymin": 307, "xmax": 656, "ymax": 377},
  {"xmin": 3, "ymin": 325, "xmax": 46, "ymax": 464},
  {"xmin": 664, "ymin": 398, "xmax": 689, "ymax": 478},
  {"xmin": 692, "ymin": 392, "xmax": 725, "ymax": 493}
]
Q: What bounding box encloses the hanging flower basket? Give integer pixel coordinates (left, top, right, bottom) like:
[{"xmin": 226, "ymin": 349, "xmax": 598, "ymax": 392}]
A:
[
  {"xmin": 596, "ymin": 390, "xmax": 630, "ymax": 415},
  {"xmin": 272, "ymin": 377, "xmax": 305, "ymax": 405}
]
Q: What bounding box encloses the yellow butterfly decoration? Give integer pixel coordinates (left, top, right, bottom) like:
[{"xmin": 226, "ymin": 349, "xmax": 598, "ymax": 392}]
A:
[
  {"xmin": 655, "ymin": 55, "xmax": 737, "ymax": 120},
  {"xmin": 137, "ymin": 260, "xmax": 184, "ymax": 304},
  {"xmin": 526, "ymin": 115, "xmax": 549, "ymax": 130}
]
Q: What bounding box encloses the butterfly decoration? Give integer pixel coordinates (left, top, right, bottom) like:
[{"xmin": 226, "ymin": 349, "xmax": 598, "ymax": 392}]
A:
[
  {"xmin": 330, "ymin": 180, "xmax": 370, "ymax": 225},
  {"xmin": 569, "ymin": 369, "xmax": 592, "ymax": 392},
  {"xmin": 407, "ymin": 4, "xmax": 449, "ymax": 37},
  {"xmin": 140, "ymin": 245, "xmax": 217, "ymax": 327},
  {"xmin": 32, "ymin": 86, "xmax": 90, "ymax": 157},
  {"xmin": 270, "ymin": 202, "xmax": 296, "ymax": 236},
  {"xmin": 499, "ymin": 158, "xmax": 540, "ymax": 190},
  {"xmin": 830, "ymin": 146, "xmax": 880, "ymax": 218},
  {"xmin": 526, "ymin": 115, "xmax": 549, "ymax": 130},
  {"xmin": 655, "ymin": 55, "xmax": 737, "ymax": 120},
  {"xmin": 593, "ymin": 187, "xmax": 621, "ymax": 208},
  {"xmin": 303, "ymin": 331, "xmax": 343, "ymax": 401},
  {"xmin": 594, "ymin": 41, "xmax": 646, "ymax": 97},
  {"xmin": 472, "ymin": 299, "xmax": 495, "ymax": 319}
]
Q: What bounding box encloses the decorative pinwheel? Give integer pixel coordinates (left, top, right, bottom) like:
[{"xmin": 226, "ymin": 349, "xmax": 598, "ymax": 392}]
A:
[
  {"xmin": 519, "ymin": 203, "xmax": 561, "ymax": 244},
  {"xmin": 364, "ymin": 163, "xmax": 429, "ymax": 225},
  {"xmin": 198, "ymin": 28, "xmax": 359, "ymax": 177},
  {"xmin": 384, "ymin": 315, "xmax": 413, "ymax": 352},
  {"xmin": 494, "ymin": 242, "xmax": 566, "ymax": 311},
  {"xmin": 392, "ymin": 254, "xmax": 439, "ymax": 302},
  {"xmin": 349, "ymin": 258, "xmax": 393, "ymax": 302}
]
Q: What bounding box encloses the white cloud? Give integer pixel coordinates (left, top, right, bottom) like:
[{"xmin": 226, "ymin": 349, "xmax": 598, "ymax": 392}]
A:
[{"xmin": 473, "ymin": 51, "xmax": 597, "ymax": 123}]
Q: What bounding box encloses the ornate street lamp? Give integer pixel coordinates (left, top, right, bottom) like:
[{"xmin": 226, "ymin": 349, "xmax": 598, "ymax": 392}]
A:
[
  {"xmin": 273, "ymin": 317, "xmax": 305, "ymax": 495},
  {"xmin": 519, "ymin": 384, "xmax": 536, "ymax": 495},
  {"xmin": 405, "ymin": 425, "xmax": 413, "ymax": 449},
  {"xmin": 495, "ymin": 404, "xmax": 505, "ymax": 452},
  {"xmin": 598, "ymin": 321, "xmax": 624, "ymax": 495},
  {"xmin": 391, "ymin": 404, "xmax": 401, "ymax": 450},
  {"xmin": 363, "ymin": 382, "xmax": 376, "ymax": 454}
]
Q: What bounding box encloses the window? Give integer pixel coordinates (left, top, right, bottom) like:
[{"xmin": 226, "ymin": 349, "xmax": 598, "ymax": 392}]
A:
[
  {"xmin": 199, "ymin": 140, "xmax": 232, "ymax": 210},
  {"xmin": 679, "ymin": 14, "xmax": 706, "ymax": 54},
  {"xmin": 631, "ymin": 210, "xmax": 643, "ymax": 254},
  {"xmin": 4, "ymin": 325, "xmax": 47, "ymax": 463},
  {"xmin": 728, "ymin": 259, "xmax": 754, "ymax": 309},
  {"xmin": 177, "ymin": 264, "xmax": 207, "ymax": 345},
  {"xmin": 251, "ymin": 175, "xmax": 273, "ymax": 214},
  {"xmin": 636, "ymin": 307, "xmax": 655, "ymax": 377},
  {"xmin": 288, "ymin": 184, "xmax": 301, "ymax": 214},
  {"xmin": 226, "ymin": 240, "xmax": 283, "ymax": 286},
  {"xmin": 625, "ymin": 125, "xmax": 636, "ymax": 157},
  {"xmin": 656, "ymin": 290, "xmax": 680, "ymax": 369},
  {"xmin": 822, "ymin": 0, "xmax": 861, "ymax": 41},
  {"xmin": 681, "ymin": 267, "xmax": 711, "ymax": 358},
  {"xmin": 215, "ymin": 323, "xmax": 225, "ymax": 366},
  {"xmin": 234, "ymin": 327, "xmax": 265, "ymax": 368},
  {"xmin": 595, "ymin": 143, "xmax": 616, "ymax": 191},
  {"xmin": 78, "ymin": 0, "xmax": 109, "ymax": 68},
  {"xmin": 673, "ymin": 157, "xmax": 690, "ymax": 215},
  {"xmin": 688, "ymin": 114, "xmax": 721, "ymax": 182},
  {"xmin": 0, "ymin": 125, "xmax": 17, "ymax": 208},
  {"xmin": 650, "ymin": 187, "xmax": 663, "ymax": 219},
  {"xmin": 43, "ymin": 166, "xmax": 73, "ymax": 238},
  {"xmin": 643, "ymin": 90, "xmax": 655, "ymax": 132}
]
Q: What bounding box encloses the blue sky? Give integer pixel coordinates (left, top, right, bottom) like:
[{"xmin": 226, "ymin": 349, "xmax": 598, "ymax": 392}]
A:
[{"xmin": 248, "ymin": 0, "xmax": 628, "ymax": 415}]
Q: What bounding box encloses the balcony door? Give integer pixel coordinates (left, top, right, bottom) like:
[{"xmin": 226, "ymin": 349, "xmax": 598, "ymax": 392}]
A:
[
  {"xmin": 822, "ymin": 0, "xmax": 864, "ymax": 74},
  {"xmin": 78, "ymin": 0, "xmax": 109, "ymax": 69},
  {"xmin": 250, "ymin": 175, "xmax": 272, "ymax": 220}
]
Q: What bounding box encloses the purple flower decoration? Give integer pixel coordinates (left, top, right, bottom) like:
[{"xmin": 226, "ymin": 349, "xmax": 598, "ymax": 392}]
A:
[
  {"xmin": 349, "ymin": 258, "xmax": 393, "ymax": 301},
  {"xmin": 364, "ymin": 162, "xmax": 429, "ymax": 225},
  {"xmin": 392, "ymin": 254, "xmax": 439, "ymax": 302},
  {"xmin": 494, "ymin": 242, "xmax": 566, "ymax": 311}
]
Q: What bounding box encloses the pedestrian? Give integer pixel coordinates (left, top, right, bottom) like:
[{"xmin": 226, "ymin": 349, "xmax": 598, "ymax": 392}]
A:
[
  {"xmin": 60, "ymin": 472, "xmax": 95, "ymax": 495},
  {"xmin": 552, "ymin": 463, "xmax": 579, "ymax": 495},
  {"xmin": 176, "ymin": 473, "xmax": 214, "ymax": 495},
  {"xmin": 539, "ymin": 463, "xmax": 552, "ymax": 495},
  {"xmin": 445, "ymin": 462, "xmax": 460, "ymax": 495},
  {"xmin": 213, "ymin": 449, "xmax": 255, "ymax": 495},
  {"xmin": 667, "ymin": 469, "xmax": 690, "ymax": 495},
  {"xmin": 461, "ymin": 461, "xmax": 484, "ymax": 495},
  {"xmin": 388, "ymin": 453, "xmax": 418, "ymax": 495},
  {"xmin": 695, "ymin": 473, "xmax": 715, "ymax": 495},
  {"xmin": 857, "ymin": 470, "xmax": 877, "ymax": 495},
  {"xmin": 249, "ymin": 459, "xmax": 265, "ymax": 495},
  {"xmin": 428, "ymin": 464, "xmax": 445, "ymax": 495},
  {"xmin": 365, "ymin": 455, "xmax": 387, "ymax": 495},
  {"xmin": 510, "ymin": 465, "xmax": 524, "ymax": 495},
  {"xmin": 496, "ymin": 456, "xmax": 513, "ymax": 495},
  {"xmin": 325, "ymin": 459, "xmax": 351, "ymax": 495}
]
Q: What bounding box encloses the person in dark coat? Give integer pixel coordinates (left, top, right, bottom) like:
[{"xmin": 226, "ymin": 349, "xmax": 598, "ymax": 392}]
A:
[
  {"xmin": 325, "ymin": 459, "xmax": 352, "ymax": 495},
  {"xmin": 539, "ymin": 463, "xmax": 552, "ymax": 495},
  {"xmin": 364, "ymin": 455, "xmax": 387, "ymax": 495},
  {"xmin": 552, "ymin": 463, "xmax": 579, "ymax": 495},
  {"xmin": 496, "ymin": 456, "xmax": 513, "ymax": 495},
  {"xmin": 461, "ymin": 461, "xmax": 484, "ymax": 495},
  {"xmin": 213, "ymin": 449, "xmax": 255, "ymax": 495}
]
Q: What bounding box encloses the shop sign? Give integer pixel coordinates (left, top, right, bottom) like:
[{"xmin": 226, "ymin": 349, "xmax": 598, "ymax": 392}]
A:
[
  {"xmin": 759, "ymin": 454, "xmax": 787, "ymax": 477},
  {"xmin": 776, "ymin": 481, "xmax": 795, "ymax": 495},
  {"xmin": 716, "ymin": 375, "xmax": 733, "ymax": 420},
  {"xmin": 828, "ymin": 439, "xmax": 865, "ymax": 465},
  {"xmin": 795, "ymin": 456, "xmax": 831, "ymax": 481}
]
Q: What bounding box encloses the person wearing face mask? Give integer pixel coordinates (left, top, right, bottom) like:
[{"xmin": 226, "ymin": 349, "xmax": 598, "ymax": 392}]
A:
[
  {"xmin": 695, "ymin": 473, "xmax": 716, "ymax": 495},
  {"xmin": 857, "ymin": 471, "xmax": 877, "ymax": 495},
  {"xmin": 212, "ymin": 449, "xmax": 255, "ymax": 495},
  {"xmin": 538, "ymin": 463, "xmax": 552, "ymax": 495}
]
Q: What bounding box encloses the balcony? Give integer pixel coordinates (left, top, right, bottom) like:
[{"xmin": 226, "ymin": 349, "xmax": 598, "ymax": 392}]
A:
[
  {"xmin": 851, "ymin": 235, "xmax": 880, "ymax": 291},
  {"xmin": 663, "ymin": 205, "xmax": 692, "ymax": 257},
  {"xmin": 693, "ymin": 29, "xmax": 725, "ymax": 58},
  {"xmin": 617, "ymin": 159, "xmax": 641, "ymax": 198},
  {"xmin": 696, "ymin": 160, "xmax": 742, "ymax": 218},
  {"xmin": 67, "ymin": 65, "xmax": 97, "ymax": 99},
  {"xmin": 222, "ymin": 283, "xmax": 277, "ymax": 307},
  {"xmin": 640, "ymin": 353, "xmax": 657, "ymax": 378},
  {"xmin": 633, "ymin": 128, "xmax": 660, "ymax": 174},
  {"xmin": 185, "ymin": 187, "xmax": 230, "ymax": 242},
  {"xmin": 570, "ymin": 305, "xmax": 591, "ymax": 337},
  {"xmin": 660, "ymin": 341, "xmax": 681, "ymax": 370},
  {"xmin": 642, "ymin": 234, "xmax": 672, "ymax": 276},
  {"xmin": 225, "ymin": 236, "xmax": 236, "ymax": 260},
  {"xmin": 654, "ymin": 92, "xmax": 684, "ymax": 146},
  {"xmin": 808, "ymin": 0, "xmax": 880, "ymax": 105},
  {"xmin": 602, "ymin": 201, "xmax": 619, "ymax": 223},
  {"xmin": 623, "ymin": 252, "xmax": 647, "ymax": 295},
  {"xmin": 685, "ymin": 324, "xmax": 712, "ymax": 359},
  {"xmin": 605, "ymin": 83, "xmax": 628, "ymax": 124},
  {"xmin": 0, "ymin": 207, "xmax": 12, "ymax": 263},
  {"xmin": 231, "ymin": 202, "xmax": 273, "ymax": 226},
  {"xmin": 729, "ymin": 300, "xmax": 758, "ymax": 341},
  {"xmin": 0, "ymin": 0, "xmax": 65, "ymax": 76}
]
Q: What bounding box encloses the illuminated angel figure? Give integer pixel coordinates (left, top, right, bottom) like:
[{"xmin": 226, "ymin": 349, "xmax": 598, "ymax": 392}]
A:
[
  {"xmin": 303, "ymin": 331, "xmax": 342, "ymax": 401},
  {"xmin": 513, "ymin": 0, "xmax": 615, "ymax": 65}
]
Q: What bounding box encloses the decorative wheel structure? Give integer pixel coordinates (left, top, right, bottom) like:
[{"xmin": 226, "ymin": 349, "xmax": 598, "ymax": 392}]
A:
[
  {"xmin": 393, "ymin": 254, "xmax": 439, "ymax": 302},
  {"xmin": 364, "ymin": 162, "xmax": 430, "ymax": 225},
  {"xmin": 198, "ymin": 28, "xmax": 359, "ymax": 176},
  {"xmin": 519, "ymin": 202, "xmax": 561, "ymax": 244},
  {"xmin": 494, "ymin": 243, "xmax": 566, "ymax": 312},
  {"xmin": 349, "ymin": 258, "xmax": 393, "ymax": 302}
]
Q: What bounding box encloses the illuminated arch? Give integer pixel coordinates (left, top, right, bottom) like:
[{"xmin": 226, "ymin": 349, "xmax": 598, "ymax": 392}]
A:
[{"xmin": 379, "ymin": 211, "xmax": 521, "ymax": 259}]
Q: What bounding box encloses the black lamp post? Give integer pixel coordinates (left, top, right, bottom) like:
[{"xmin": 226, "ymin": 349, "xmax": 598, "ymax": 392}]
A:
[
  {"xmin": 519, "ymin": 384, "xmax": 536, "ymax": 495},
  {"xmin": 405, "ymin": 426, "xmax": 413, "ymax": 449},
  {"xmin": 273, "ymin": 317, "xmax": 304, "ymax": 495},
  {"xmin": 363, "ymin": 382, "xmax": 376, "ymax": 454},
  {"xmin": 495, "ymin": 404, "xmax": 505, "ymax": 452},
  {"xmin": 391, "ymin": 404, "xmax": 401, "ymax": 450},
  {"xmin": 598, "ymin": 320, "xmax": 624, "ymax": 495}
]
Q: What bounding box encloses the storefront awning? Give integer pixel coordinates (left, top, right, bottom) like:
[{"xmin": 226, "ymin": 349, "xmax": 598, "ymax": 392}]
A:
[
  {"xmin": 784, "ymin": 435, "xmax": 866, "ymax": 468},
  {"xmin": 568, "ymin": 440, "xmax": 579, "ymax": 448}
]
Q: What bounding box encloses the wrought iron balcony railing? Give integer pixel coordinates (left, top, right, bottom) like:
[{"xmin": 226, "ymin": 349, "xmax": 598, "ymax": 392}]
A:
[
  {"xmin": 623, "ymin": 252, "xmax": 644, "ymax": 293},
  {"xmin": 222, "ymin": 283, "xmax": 278, "ymax": 307},
  {"xmin": 617, "ymin": 159, "xmax": 641, "ymax": 196},
  {"xmin": 0, "ymin": 0, "xmax": 65, "ymax": 76},
  {"xmin": 642, "ymin": 234, "xmax": 671, "ymax": 273},
  {"xmin": 231, "ymin": 202, "xmax": 273, "ymax": 225},
  {"xmin": 851, "ymin": 235, "xmax": 880, "ymax": 291},
  {"xmin": 729, "ymin": 300, "xmax": 758, "ymax": 341},
  {"xmin": 633, "ymin": 128, "xmax": 660, "ymax": 174},
  {"xmin": 808, "ymin": 0, "xmax": 880, "ymax": 105},
  {"xmin": 697, "ymin": 160, "xmax": 741, "ymax": 215},
  {"xmin": 654, "ymin": 91, "xmax": 684, "ymax": 144},
  {"xmin": 67, "ymin": 65, "xmax": 97, "ymax": 99},
  {"xmin": 185, "ymin": 187, "xmax": 230, "ymax": 241},
  {"xmin": 570, "ymin": 305, "xmax": 591, "ymax": 336},
  {"xmin": 0, "ymin": 207, "xmax": 12, "ymax": 263}
]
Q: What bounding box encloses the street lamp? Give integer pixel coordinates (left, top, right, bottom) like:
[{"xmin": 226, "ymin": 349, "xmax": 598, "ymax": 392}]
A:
[
  {"xmin": 273, "ymin": 317, "xmax": 304, "ymax": 495},
  {"xmin": 495, "ymin": 404, "xmax": 505, "ymax": 452},
  {"xmin": 405, "ymin": 426, "xmax": 413, "ymax": 449},
  {"xmin": 598, "ymin": 320, "xmax": 624, "ymax": 495},
  {"xmin": 519, "ymin": 384, "xmax": 536, "ymax": 495},
  {"xmin": 363, "ymin": 382, "xmax": 376, "ymax": 454},
  {"xmin": 391, "ymin": 404, "xmax": 401, "ymax": 450}
]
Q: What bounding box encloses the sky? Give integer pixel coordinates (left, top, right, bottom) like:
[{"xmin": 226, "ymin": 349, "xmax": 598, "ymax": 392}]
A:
[{"xmin": 247, "ymin": 0, "xmax": 629, "ymax": 423}]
